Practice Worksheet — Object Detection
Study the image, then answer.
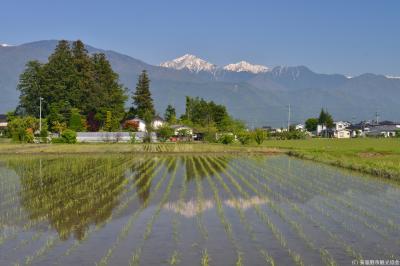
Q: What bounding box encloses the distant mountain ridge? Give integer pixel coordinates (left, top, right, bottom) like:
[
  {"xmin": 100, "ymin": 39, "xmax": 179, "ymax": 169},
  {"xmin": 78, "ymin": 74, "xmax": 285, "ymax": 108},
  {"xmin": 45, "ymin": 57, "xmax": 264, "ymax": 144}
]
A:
[{"xmin": 0, "ymin": 40, "xmax": 399, "ymax": 127}]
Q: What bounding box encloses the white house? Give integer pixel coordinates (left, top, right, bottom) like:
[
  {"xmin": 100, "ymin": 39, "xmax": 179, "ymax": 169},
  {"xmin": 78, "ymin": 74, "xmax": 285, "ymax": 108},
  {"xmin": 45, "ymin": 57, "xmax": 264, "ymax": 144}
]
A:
[
  {"xmin": 334, "ymin": 121, "xmax": 351, "ymax": 131},
  {"xmin": 0, "ymin": 114, "xmax": 7, "ymax": 136},
  {"xmin": 128, "ymin": 118, "xmax": 146, "ymax": 132},
  {"xmin": 316, "ymin": 124, "xmax": 326, "ymax": 135},
  {"xmin": 0, "ymin": 114, "xmax": 7, "ymax": 128},
  {"xmin": 295, "ymin": 124, "xmax": 305, "ymax": 131},
  {"xmin": 152, "ymin": 115, "xmax": 165, "ymax": 129},
  {"xmin": 334, "ymin": 129, "xmax": 351, "ymax": 139}
]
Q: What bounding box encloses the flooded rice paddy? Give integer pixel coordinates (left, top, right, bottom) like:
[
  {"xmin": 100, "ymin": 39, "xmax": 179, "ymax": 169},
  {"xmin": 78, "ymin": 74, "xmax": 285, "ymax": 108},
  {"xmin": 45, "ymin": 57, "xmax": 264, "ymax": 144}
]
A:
[{"xmin": 0, "ymin": 154, "xmax": 400, "ymax": 266}]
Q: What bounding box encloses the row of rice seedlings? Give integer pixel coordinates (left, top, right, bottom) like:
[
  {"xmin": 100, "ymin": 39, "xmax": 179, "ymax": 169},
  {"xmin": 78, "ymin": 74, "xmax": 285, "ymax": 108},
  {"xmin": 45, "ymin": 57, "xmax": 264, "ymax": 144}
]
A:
[
  {"xmin": 129, "ymin": 159, "xmax": 179, "ymax": 266},
  {"xmin": 94, "ymin": 158, "xmax": 174, "ymax": 266},
  {"xmin": 281, "ymin": 158, "xmax": 400, "ymax": 230},
  {"xmin": 265, "ymin": 159, "xmax": 398, "ymax": 247},
  {"xmin": 236, "ymin": 159, "xmax": 360, "ymax": 264},
  {"xmin": 284, "ymin": 159, "xmax": 400, "ymax": 234},
  {"xmin": 1, "ymin": 157, "xmax": 135, "ymax": 251},
  {"xmin": 309, "ymin": 171, "xmax": 400, "ymax": 236},
  {"xmin": 203, "ymin": 156, "xmax": 276, "ymax": 266},
  {"xmin": 90, "ymin": 157, "xmax": 174, "ymax": 265},
  {"xmin": 190, "ymin": 157, "xmax": 209, "ymax": 241},
  {"xmin": 167, "ymin": 157, "xmax": 189, "ymax": 265},
  {"xmin": 209, "ymin": 156, "xmax": 308, "ymax": 266},
  {"xmin": 230, "ymin": 157, "xmax": 365, "ymax": 260},
  {"xmin": 23, "ymin": 236, "xmax": 57, "ymax": 265},
  {"xmin": 55, "ymin": 158, "xmax": 165, "ymax": 264},
  {"xmin": 3, "ymin": 155, "xmax": 131, "ymax": 207},
  {"xmin": 197, "ymin": 156, "xmax": 243, "ymax": 266},
  {"xmin": 201, "ymin": 248, "xmax": 210, "ymax": 266},
  {"xmin": 11, "ymin": 158, "xmax": 147, "ymax": 266},
  {"xmin": 309, "ymin": 200, "xmax": 394, "ymax": 259}
]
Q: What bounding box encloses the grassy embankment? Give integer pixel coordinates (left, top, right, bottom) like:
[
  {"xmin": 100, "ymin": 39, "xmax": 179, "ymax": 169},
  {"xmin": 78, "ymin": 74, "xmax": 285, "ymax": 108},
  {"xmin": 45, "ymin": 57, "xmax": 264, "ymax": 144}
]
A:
[{"xmin": 264, "ymin": 138, "xmax": 400, "ymax": 181}]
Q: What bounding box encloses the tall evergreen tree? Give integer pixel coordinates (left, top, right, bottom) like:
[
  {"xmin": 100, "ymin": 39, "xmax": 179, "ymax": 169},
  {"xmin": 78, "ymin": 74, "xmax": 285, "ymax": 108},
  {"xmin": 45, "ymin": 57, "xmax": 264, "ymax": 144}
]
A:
[
  {"xmin": 71, "ymin": 40, "xmax": 96, "ymax": 113},
  {"xmin": 44, "ymin": 40, "xmax": 75, "ymax": 106},
  {"xmin": 318, "ymin": 108, "xmax": 334, "ymax": 128},
  {"xmin": 17, "ymin": 40, "xmax": 127, "ymax": 132},
  {"xmin": 92, "ymin": 53, "xmax": 127, "ymax": 129},
  {"xmin": 17, "ymin": 60, "xmax": 45, "ymax": 116},
  {"xmin": 132, "ymin": 70, "xmax": 155, "ymax": 120}
]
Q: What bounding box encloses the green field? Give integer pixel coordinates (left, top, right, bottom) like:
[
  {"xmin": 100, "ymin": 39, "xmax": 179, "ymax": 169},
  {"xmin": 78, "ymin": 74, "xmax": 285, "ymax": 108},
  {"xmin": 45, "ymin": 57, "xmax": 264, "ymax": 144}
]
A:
[
  {"xmin": 0, "ymin": 142, "xmax": 280, "ymax": 155},
  {"xmin": 264, "ymin": 138, "xmax": 400, "ymax": 180},
  {"xmin": 0, "ymin": 138, "xmax": 399, "ymax": 180}
]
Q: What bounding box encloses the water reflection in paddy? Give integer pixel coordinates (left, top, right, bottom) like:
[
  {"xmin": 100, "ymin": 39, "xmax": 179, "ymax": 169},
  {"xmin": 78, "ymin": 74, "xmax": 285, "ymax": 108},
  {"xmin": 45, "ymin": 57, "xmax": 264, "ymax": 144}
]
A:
[{"xmin": 0, "ymin": 154, "xmax": 399, "ymax": 266}]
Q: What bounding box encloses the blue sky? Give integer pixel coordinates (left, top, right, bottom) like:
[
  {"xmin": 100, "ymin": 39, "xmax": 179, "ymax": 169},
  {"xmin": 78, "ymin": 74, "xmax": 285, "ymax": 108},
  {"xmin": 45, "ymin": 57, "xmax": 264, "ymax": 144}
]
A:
[{"xmin": 1, "ymin": 0, "xmax": 399, "ymax": 76}]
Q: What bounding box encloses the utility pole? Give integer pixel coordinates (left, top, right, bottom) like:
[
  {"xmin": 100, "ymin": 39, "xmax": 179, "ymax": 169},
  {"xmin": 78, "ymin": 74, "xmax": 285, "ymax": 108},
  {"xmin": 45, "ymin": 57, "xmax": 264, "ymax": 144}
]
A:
[
  {"xmin": 39, "ymin": 97, "xmax": 43, "ymax": 135},
  {"xmin": 375, "ymin": 111, "xmax": 379, "ymax": 125},
  {"xmin": 287, "ymin": 104, "xmax": 291, "ymax": 131}
]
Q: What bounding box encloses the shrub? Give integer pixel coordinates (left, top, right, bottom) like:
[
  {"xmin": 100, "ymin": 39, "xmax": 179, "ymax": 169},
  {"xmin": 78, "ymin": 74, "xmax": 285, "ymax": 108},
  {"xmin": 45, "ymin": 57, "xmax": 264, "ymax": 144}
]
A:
[
  {"xmin": 156, "ymin": 125, "xmax": 174, "ymax": 142},
  {"xmin": 69, "ymin": 109, "xmax": 84, "ymax": 132},
  {"xmin": 237, "ymin": 132, "xmax": 251, "ymax": 145},
  {"xmin": 61, "ymin": 129, "xmax": 77, "ymax": 144},
  {"xmin": 253, "ymin": 129, "xmax": 267, "ymax": 145},
  {"xmin": 218, "ymin": 134, "xmax": 235, "ymax": 145},
  {"xmin": 25, "ymin": 128, "xmax": 34, "ymax": 143},
  {"xmin": 130, "ymin": 133, "xmax": 136, "ymax": 144}
]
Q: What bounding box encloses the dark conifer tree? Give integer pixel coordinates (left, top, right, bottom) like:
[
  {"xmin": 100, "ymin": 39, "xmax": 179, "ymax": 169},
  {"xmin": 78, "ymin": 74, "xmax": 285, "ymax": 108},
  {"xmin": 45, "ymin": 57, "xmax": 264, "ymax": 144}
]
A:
[{"xmin": 132, "ymin": 70, "xmax": 155, "ymax": 120}]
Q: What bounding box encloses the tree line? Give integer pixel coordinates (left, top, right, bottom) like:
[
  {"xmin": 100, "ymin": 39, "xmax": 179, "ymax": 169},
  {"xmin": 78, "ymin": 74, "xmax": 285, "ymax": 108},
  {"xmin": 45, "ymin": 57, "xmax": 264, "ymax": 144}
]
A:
[{"xmin": 6, "ymin": 40, "xmax": 245, "ymax": 142}]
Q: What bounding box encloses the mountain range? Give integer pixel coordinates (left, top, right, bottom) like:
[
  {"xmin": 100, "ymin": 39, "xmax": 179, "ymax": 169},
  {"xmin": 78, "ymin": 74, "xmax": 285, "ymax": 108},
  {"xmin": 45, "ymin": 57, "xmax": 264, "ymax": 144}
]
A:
[{"xmin": 1, "ymin": 40, "xmax": 399, "ymax": 127}]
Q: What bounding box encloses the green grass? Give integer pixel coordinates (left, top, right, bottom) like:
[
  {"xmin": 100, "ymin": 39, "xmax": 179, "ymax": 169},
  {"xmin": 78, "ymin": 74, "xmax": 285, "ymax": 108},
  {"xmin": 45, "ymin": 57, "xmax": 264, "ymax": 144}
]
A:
[
  {"xmin": 0, "ymin": 142, "xmax": 280, "ymax": 155},
  {"xmin": 263, "ymin": 138, "xmax": 400, "ymax": 180}
]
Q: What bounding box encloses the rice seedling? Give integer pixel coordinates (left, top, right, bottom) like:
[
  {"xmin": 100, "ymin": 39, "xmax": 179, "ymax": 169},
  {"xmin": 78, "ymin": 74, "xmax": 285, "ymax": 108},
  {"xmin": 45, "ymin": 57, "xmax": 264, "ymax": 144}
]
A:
[
  {"xmin": 190, "ymin": 156, "xmax": 209, "ymax": 241},
  {"xmin": 128, "ymin": 158, "xmax": 179, "ymax": 266},
  {"xmin": 96, "ymin": 158, "xmax": 173, "ymax": 266},
  {"xmin": 201, "ymin": 249, "xmax": 210, "ymax": 266},
  {"xmin": 168, "ymin": 250, "xmax": 180, "ymax": 265}
]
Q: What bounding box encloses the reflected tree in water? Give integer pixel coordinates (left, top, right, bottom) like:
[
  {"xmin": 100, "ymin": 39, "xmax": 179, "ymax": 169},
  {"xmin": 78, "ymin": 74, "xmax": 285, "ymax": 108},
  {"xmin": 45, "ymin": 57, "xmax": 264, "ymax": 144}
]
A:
[{"xmin": 8, "ymin": 156, "xmax": 130, "ymax": 241}]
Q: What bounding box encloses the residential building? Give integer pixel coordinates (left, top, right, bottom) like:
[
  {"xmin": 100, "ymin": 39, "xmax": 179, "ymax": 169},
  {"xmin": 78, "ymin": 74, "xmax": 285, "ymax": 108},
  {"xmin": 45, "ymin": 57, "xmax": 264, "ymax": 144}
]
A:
[
  {"xmin": 0, "ymin": 114, "xmax": 7, "ymax": 136},
  {"xmin": 152, "ymin": 115, "xmax": 165, "ymax": 129},
  {"xmin": 365, "ymin": 125, "xmax": 399, "ymax": 138},
  {"xmin": 334, "ymin": 129, "xmax": 351, "ymax": 139}
]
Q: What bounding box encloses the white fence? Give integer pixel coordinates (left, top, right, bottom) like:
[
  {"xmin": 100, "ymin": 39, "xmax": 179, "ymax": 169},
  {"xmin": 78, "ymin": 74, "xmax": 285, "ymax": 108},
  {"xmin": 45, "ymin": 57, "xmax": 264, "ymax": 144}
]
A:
[{"xmin": 76, "ymin": 132, "xmax": 157, "ymax": 143}]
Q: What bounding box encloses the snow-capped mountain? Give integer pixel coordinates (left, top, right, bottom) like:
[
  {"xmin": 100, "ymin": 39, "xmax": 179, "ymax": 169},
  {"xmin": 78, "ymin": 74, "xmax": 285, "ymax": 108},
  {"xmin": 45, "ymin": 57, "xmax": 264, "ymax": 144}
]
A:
[
  {"xmin": 386, "ymin": 75, "xmax": 400, "ymax": 79},
  {"xmin": 0, "ymin": 43, "xmax": 13, "ymax": 47},
  {"xmin": 160, "ymin": 54, "xmax": 217, "ymax": 73},
  {"xmin": 223, "ymin": 61, "xmax": 269, "ymax": 74}
]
